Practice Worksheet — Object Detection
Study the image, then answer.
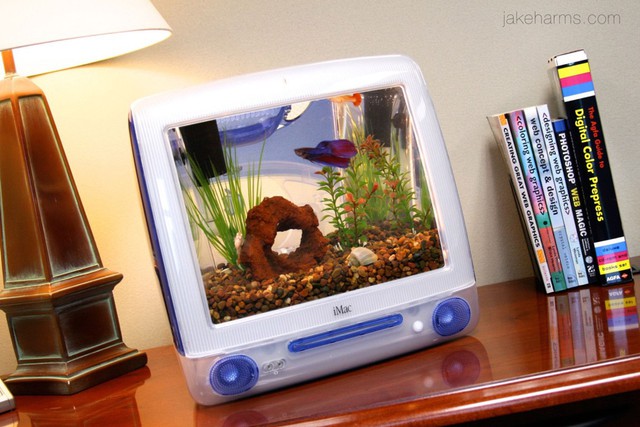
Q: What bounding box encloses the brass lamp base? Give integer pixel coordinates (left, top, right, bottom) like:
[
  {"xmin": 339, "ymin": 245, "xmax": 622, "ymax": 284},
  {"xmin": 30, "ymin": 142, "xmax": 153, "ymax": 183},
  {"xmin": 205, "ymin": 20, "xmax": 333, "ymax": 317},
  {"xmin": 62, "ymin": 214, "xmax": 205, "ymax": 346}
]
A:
[
  {"xmin": 0, "ymin": 58, "xmax": 146, "ymax": 394},
  {"xmin": 0, "ymin": 268, "xmax": 147, "ymax": 395}
]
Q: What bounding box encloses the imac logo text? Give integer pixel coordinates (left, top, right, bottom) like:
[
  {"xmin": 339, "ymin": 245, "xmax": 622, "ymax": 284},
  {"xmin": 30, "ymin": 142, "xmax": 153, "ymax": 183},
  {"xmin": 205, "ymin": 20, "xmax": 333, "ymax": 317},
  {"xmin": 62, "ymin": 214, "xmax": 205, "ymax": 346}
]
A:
[{"xmin": 333, "ymin": 304, "xmax": 353, "ymax": 316}]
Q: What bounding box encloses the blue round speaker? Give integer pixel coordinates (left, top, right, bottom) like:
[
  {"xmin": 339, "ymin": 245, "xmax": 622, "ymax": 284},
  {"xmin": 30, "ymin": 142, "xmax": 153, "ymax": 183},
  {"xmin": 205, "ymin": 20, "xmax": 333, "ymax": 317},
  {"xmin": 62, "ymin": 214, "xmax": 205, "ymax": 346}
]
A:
[
  {"xmin": 432, "ymin": 297, "xmax": 471, "ymax": 337},
  {"xmin": 210, "ymin": 355, "xmax": 259, "ymax": 396}
]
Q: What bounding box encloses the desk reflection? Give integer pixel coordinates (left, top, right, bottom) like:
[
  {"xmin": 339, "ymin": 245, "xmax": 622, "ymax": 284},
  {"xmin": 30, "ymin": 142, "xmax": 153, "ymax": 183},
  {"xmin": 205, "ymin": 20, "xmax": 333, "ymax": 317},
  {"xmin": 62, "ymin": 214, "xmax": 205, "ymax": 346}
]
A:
[
  {"xmin": 544, "ymin": 283, "xmax": 639, "ymax": 369},
  {"xmin": 196, "ymin": 336, "xmax": 491, "ymax": 427},
  {"xmin": 0, "ymin": 411, "xmax": 17, "ymax": 427},
  {"xmin": 13, "ymin": 366, "xmax": 150, "ymax": 427}
]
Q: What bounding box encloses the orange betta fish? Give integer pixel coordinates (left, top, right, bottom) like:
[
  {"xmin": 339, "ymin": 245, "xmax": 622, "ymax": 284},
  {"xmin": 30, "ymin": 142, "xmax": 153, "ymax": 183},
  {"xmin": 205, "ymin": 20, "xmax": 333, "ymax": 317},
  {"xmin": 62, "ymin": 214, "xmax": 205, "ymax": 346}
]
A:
[{"xmin": 329, "ymin": 93, "xmax": 362, "ymax": 107}]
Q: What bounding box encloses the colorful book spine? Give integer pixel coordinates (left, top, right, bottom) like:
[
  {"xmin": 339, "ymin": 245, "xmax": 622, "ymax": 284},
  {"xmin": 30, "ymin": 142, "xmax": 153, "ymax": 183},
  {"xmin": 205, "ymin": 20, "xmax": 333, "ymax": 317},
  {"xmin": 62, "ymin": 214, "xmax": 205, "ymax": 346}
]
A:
[
  {"xmin": 524, "ymin": 106, "xmax": 578, "ymax": 288},
  {"xmin": 549, "ymin": 50, "xmax": 633, "ymax": 285},
  {"xmin": 552, "ymin": 119, "xmax": 599, "ymax": 284},
  {"xmin": 487, "ymin": 113, "xmax": 554, "ymax": 293},
  {"xmin": 507, "ymin": 110, "xmax": 566, "ymax": 291},
  {"xmin": 538, "ymin": 105, "xmax": 588, "ymax": 286}
]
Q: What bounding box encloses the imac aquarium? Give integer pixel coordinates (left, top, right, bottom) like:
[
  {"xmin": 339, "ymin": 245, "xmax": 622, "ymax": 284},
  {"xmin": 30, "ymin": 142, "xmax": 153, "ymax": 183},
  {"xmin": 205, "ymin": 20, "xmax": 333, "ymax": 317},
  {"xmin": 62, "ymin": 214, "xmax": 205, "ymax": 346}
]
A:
[
  {"xmin": 130, "ymin": 55, "xmax": 477, "ymax": 405},
  {"xmin": 172, "ymin": 86, "xmax": 443, "ymax": 323}
]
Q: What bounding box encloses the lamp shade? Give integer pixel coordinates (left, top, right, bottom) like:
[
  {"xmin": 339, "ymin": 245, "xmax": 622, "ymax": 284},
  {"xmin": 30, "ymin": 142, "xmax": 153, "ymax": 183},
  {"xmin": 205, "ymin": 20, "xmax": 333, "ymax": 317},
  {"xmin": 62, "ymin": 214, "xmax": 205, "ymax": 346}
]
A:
[{"xmin": 0, "ymin": 0, "xmax": 171, "ymax": 78}]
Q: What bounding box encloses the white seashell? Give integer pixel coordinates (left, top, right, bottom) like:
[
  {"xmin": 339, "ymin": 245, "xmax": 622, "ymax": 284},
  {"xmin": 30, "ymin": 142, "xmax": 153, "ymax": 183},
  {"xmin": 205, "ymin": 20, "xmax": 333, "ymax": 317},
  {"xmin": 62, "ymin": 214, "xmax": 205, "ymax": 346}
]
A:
[{"xmin": 348, "ymin": 247, "xmax": 378, "ymax": 266}]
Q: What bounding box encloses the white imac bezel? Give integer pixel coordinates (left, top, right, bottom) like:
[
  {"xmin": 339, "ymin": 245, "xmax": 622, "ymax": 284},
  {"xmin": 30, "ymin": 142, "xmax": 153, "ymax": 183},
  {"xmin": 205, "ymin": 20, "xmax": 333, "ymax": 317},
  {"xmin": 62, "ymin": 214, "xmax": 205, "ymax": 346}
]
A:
[{"xmin": 130, "ymin": 55, "xmax": 476, "ymax": 404}]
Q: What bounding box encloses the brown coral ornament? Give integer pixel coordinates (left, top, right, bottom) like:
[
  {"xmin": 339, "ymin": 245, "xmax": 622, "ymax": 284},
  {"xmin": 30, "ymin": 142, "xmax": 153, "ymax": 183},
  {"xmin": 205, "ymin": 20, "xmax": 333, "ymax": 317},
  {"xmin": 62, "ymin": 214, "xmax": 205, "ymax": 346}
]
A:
[{"xmin": 239, "ymin": 196, "xmax": 328, "ymax": 281}]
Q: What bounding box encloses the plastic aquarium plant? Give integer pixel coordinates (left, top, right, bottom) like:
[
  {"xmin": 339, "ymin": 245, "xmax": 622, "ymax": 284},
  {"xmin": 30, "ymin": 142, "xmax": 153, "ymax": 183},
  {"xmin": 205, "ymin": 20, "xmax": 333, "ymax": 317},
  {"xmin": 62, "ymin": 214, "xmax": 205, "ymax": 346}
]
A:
[
  {"xmin": 316, "ymin": 164, "xmax": 379, "ymax": 249},
  {"xmin": 184, "ymin": 140, "xmax": 264, "ymax": 267},
  {"xmin": 356, "ymin": 134, "xmax": 416, "ymax": 228},
  {"xmin": 415, "ymin": 171, "xmax": 435, "ymax": 229},
  {"xmin": 316, "ymin": 98, "xmax": 436, "ymax": 251},
  {"xmin": 315, "ymin": 166, "xmax": 349, "ymax": 245}
]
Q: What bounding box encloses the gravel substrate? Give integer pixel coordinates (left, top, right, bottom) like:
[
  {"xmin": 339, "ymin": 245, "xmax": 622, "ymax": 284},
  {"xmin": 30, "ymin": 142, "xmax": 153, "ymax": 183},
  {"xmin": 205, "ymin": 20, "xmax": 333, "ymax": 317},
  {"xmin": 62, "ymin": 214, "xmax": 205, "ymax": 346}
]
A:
[{"xmin": 204, "ymin": 224, "xmax": 444, "ymax": 323}]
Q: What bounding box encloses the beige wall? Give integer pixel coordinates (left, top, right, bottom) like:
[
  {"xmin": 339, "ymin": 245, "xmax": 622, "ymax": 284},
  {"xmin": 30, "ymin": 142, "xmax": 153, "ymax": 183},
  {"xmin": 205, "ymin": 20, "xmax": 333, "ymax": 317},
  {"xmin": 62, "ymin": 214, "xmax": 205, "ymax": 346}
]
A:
[{"xmin": 1, "ymin": 0, "xmax": 639, "ymax": 375}]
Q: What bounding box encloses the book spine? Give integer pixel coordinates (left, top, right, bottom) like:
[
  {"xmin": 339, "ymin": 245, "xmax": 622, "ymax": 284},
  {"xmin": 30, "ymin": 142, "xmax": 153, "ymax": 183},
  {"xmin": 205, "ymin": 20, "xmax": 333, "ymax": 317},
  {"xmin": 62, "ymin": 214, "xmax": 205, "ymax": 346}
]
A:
[
  {"xmin": 525, "ymin": 106, "xmax": 578, "ymax": 288},
  {"xmin": 538, "ymin": 105, "xmax": 588, "ymax": 286},
  {"xmin": 507, "ymin": 110, "xmax": 566, "ymax": 291},
  {"xmin": 488, "ymin": 114, "xmax": 554, "ymax": 293},
  {"xmin": 552, "ymin": 118, "xmax": 599, "ymax": 284},
  {"xmin": 549, "ymin": 50, "xmax": 633, "ymax": 285}
]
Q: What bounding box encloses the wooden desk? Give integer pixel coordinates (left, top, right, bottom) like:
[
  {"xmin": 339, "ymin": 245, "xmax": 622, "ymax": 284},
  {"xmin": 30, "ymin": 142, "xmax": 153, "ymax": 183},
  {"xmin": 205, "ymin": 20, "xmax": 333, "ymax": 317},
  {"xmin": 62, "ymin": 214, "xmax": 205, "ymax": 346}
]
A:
[{"xmin": 3, "ymin": 261, "xmax": 640, "ymax": 426}]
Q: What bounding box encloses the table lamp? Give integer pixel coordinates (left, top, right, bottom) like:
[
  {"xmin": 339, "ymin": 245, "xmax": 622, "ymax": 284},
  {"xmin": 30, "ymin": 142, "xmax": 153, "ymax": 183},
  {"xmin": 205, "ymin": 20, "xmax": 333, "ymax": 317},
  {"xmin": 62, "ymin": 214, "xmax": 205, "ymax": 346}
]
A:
[{"xmin": 0, "ymin": 0, "xmax": 171, "ymax": 395}]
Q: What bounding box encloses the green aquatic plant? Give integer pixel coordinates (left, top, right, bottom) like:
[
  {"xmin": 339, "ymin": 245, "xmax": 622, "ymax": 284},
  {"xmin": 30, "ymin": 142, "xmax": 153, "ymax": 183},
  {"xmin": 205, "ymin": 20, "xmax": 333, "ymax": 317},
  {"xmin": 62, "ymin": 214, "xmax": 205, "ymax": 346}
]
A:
[
  {"xmin": 414, "ymin": 170, "xmax": 435, "ymax": 229},
  {"xmin": 317, "ymin": 163, "xmax": 379, "ymax": 249},
  {"xmin": 340, "ymin": 108, "xmax": 388, "ymax": 223},
  {"xmin": 342, "ymin": 156, "xmax": 380, "ymax": 246},
  {"xmin": 184, "ymin": 140, "xmax": 264, "ymax": 267},
  {"xmin": 339, "ymin": 100, "xmax": 418, "ymax": 225},
  {"xmin": 317, "ymin": 94, "xmax": 438, "ymax": 250},
  {"xmin": 358, "ymin": 134, "xmax": 415, "ymax": 227},
  {"xmin": 315, "ymin": 167, "xmax": 350, "ymax": 246},
  {"xmin": 347, "ymin": 144, "xmax": 387, "ymax": 224},
  {"xmin": 316, "ymin": 132, "xmax": 437, "ymax": 248}
]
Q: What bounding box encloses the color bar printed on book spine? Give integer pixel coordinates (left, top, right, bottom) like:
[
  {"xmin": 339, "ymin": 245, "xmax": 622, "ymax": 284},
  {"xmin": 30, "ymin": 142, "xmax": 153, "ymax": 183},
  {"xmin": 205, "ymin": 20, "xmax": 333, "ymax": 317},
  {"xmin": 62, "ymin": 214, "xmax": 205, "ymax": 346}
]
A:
[
  {"xmin": 594, "ymin": 237, "xmax": 631, "ymax": 276},
  {"xmin": 558, "ymin": 62, "xmax": 595, "ymax": 101}
]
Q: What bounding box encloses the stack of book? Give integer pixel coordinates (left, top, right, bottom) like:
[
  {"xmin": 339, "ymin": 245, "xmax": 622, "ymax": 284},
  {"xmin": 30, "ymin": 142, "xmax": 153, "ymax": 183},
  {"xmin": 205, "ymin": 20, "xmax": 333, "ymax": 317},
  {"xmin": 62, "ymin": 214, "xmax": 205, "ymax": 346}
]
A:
[{"xmin": 488, "ymin": 50, "xmax": 633, "ymax": 293}]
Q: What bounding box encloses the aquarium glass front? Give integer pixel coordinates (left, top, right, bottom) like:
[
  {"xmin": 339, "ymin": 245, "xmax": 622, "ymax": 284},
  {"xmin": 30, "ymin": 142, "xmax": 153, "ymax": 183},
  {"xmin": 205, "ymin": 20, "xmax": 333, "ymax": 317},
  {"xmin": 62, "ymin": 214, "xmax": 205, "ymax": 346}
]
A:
[{"xmin": 169, "ymin": 87, "xmax": 444, "ymax": 324}]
